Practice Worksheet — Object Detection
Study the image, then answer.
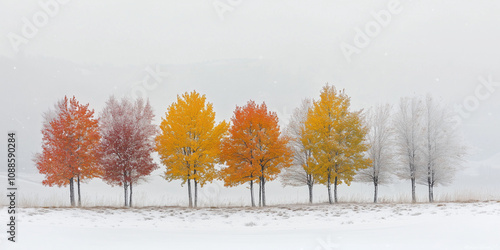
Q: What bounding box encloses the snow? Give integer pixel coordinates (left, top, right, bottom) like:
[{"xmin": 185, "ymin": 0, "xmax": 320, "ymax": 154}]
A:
[
  {"xmin": 1, "ymin": 202, "xmax": 499, "ymax": 249},
  {"xmin": 1, "ymin": 171, "xmax": 499, "ymax": 249}
]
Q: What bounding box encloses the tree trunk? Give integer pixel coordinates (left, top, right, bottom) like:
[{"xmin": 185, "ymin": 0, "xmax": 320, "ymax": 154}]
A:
[
  {"xmin": 123, "ymin": 181, "xmax": 129, "ymax": 207},
  {"xmin": 411, "ymin": 176, "xmax": 416, "ymax": 203},
  {"xmin": 129, "ymin": 182, "xmax": 133, "ymax": 207},
  {"xmin": 308, "ymin": 183, "xmax": 313, "ymax": 204},
  {"xmin": 194, "ymin": 179, "xmax": 198, "ymax": 208},
  {"xmin": 428, "ymin": 183, "xmax": 434, "ymax": 203},
  {"xmin": 69, "ymin": 177, "xmax": 75, "ymax": 207},
  {"xmin": 334, "ymin": 176, "xmax": 338, "ymax": 203},
  {"xmin": 261, "ymin": 176, "xmax": 266, "ymax": 207},
  {"xmin": 258, "ymin": 180, "xmax": 262, "ymax": 207},
  {"xmin": 327, "ymin": 172, "xmax": 332, "ymax": 204},
  {"xmin": 430, "ymin": 171, "xmax": 435, "ymax": 202},
  {"xmin": 77, "ymin": 175, "xmax": 81, "ymax": 207},
  {"xmin": 250, "ymin": 179, "xmax": 255, "ymax": 207},
  {"xmin": 427, "ymin": 175, "xmax": 431, "ymax": 203},
  {"xmin": 187, "ymin": 178, "xmax": 193, "ymax": 208},
  {"xmin": 427, "ymin": 166, "xmax": 434, "ymax": 203},
  {"xmin": 374, "ymin": 180, "xmax": 378, "ymax": 203},
  {"xmin": 428, "ymin": 172, "xmax": 434, "ymax": 203}
]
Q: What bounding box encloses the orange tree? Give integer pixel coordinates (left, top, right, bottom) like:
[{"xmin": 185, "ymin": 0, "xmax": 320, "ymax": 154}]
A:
[
  {"xmin": 305, "ymin": 85, "xmax": 370, "ymax": 204},
  {"xmin": 220, "ymin": 100, "xmax": 292, "ymax": 207},
  {"xmin": 34, "ymin": 96, "xmax": 101, "ymax": 206},
  {"xmin": 156, "ymin": 91, "xmax": 228, "ymax": 208}
]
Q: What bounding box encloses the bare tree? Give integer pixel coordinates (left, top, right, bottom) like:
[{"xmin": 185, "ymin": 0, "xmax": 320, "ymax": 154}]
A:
[
  {"xmin": 357, "ymin": 104, "xmax": 395, "ymax": 203},
  {"xmin": 280, "ymin": 99, "xmax": 318, "ymax": 203},
  {"xmin": 393, "ymin": 96, "xmax": 423, "ymax": 203},
  {"xmin": 419, "ymin": 94, "xmax": 467, "ymax": 202}
]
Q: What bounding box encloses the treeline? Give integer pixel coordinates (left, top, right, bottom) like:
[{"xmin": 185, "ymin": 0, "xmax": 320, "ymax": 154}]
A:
[
  {"xmin": 282, "ymin": 92, "xmax": 467, "ymax": 204},
  {"xmin": 34, "ymin": 84, "xmax": 466, "ymax": 207}
]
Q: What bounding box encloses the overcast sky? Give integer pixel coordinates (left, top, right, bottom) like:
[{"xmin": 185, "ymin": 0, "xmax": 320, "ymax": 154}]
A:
[{"xmin": 1, "ymin": 0, "xmax": 499, "ymax": 180}]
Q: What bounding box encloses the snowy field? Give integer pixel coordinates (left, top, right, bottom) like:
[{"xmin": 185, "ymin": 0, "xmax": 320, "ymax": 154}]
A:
[
  {"xmin": 1, "ymin": 166, "xmax": 500, "ymax": 249},
  {"xmin": 1, "ymin": 202, "xmax": 499, "ymax": 249}
]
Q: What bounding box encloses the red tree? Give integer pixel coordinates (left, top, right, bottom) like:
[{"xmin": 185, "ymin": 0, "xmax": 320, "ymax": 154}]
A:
[
  {"xmin": 35, "ymin": 96, "xmax": 101, "ymax": 206},
  {"xmin": 99, "ymin": 96, "xmax": 158, "ymax": 207}
]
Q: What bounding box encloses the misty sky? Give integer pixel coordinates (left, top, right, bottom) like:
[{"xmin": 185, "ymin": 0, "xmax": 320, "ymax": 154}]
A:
[{"xmin": 1, "ymin": 0, "xmax": 499, "ymax": 179}]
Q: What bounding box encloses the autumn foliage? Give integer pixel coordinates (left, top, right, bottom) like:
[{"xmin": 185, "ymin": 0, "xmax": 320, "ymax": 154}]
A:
[
  {"xmin": 99, "ymin": 97, "xmax": 158, "ymax": 207},
  {"xmin": 220, "ymin": 100, "xmax": 292, "ymax": 207},
  {"xmin": 34, "ymin": 96, "xmax": 101, "ymax": 206},
  {"xmin": 156, "ymin": 91, "xmax": 228, "ymax": 208},
  {"xmin": 32, "ymin": 84, "xmax": 470, "ymax": 207},
  {"xmin": 34, "ymin": 87, "xmax": 373, "ymax": 207}
]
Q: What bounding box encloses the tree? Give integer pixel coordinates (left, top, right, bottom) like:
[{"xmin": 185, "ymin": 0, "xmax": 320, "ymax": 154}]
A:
[
  {"xmin": 419, "ymin": 94, "xmax": 467, "ymax": 202},
  {"xmin": 280, "ymin": 98, "xmax": 318, "ymax": 203},
  {"xmin": 34, "ymin": 96, "xmax": 101, "ymax": 207},
  {"xmin": 393, "ymin": 96, "xmax": 423, "ymax": 203},
  {"xmin": 156, "ymin": 91, "xmax": 228, "ymax": 208},
  {"xmin": 99, "ymin": 96, "xmax": 158, "ymax": 207},
  {"xmin": 220, "ymin": 100, "xmax": 292, "ymax": 207},
  {"xmin": 356, "ymin": 104, "xmax": 395, "ymax": 203},
  {"xmin": 305, "ymin": 84, "xmax": 370, "ymax": 204}
]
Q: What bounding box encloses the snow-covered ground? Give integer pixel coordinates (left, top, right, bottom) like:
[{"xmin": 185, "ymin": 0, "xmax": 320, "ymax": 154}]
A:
[{"xmin": 1, "ymin": 202, "xmax": 499, "ymax": 249}]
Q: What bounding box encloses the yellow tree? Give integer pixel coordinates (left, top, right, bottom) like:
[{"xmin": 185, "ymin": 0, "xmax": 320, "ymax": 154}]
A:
[
  {"xmin": 156, "ymin": 91, "xmax": 228, "ymax": 208},
  {"xmin": 305, "ymin": 84, "xmax": 370, "ymax": 204}
]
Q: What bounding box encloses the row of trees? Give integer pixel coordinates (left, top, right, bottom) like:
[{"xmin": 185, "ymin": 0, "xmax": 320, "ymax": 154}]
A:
[
  {"xmin": 155, "ymin": 92, "xmax": 296, "ymax": 207},
  {"xmin": 282, "ymin": 93, "xmax": 467, "ymax": 203},
  {"xmin": 35, "ymin": 85, "xmax": 466, "ymax": 207}
]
